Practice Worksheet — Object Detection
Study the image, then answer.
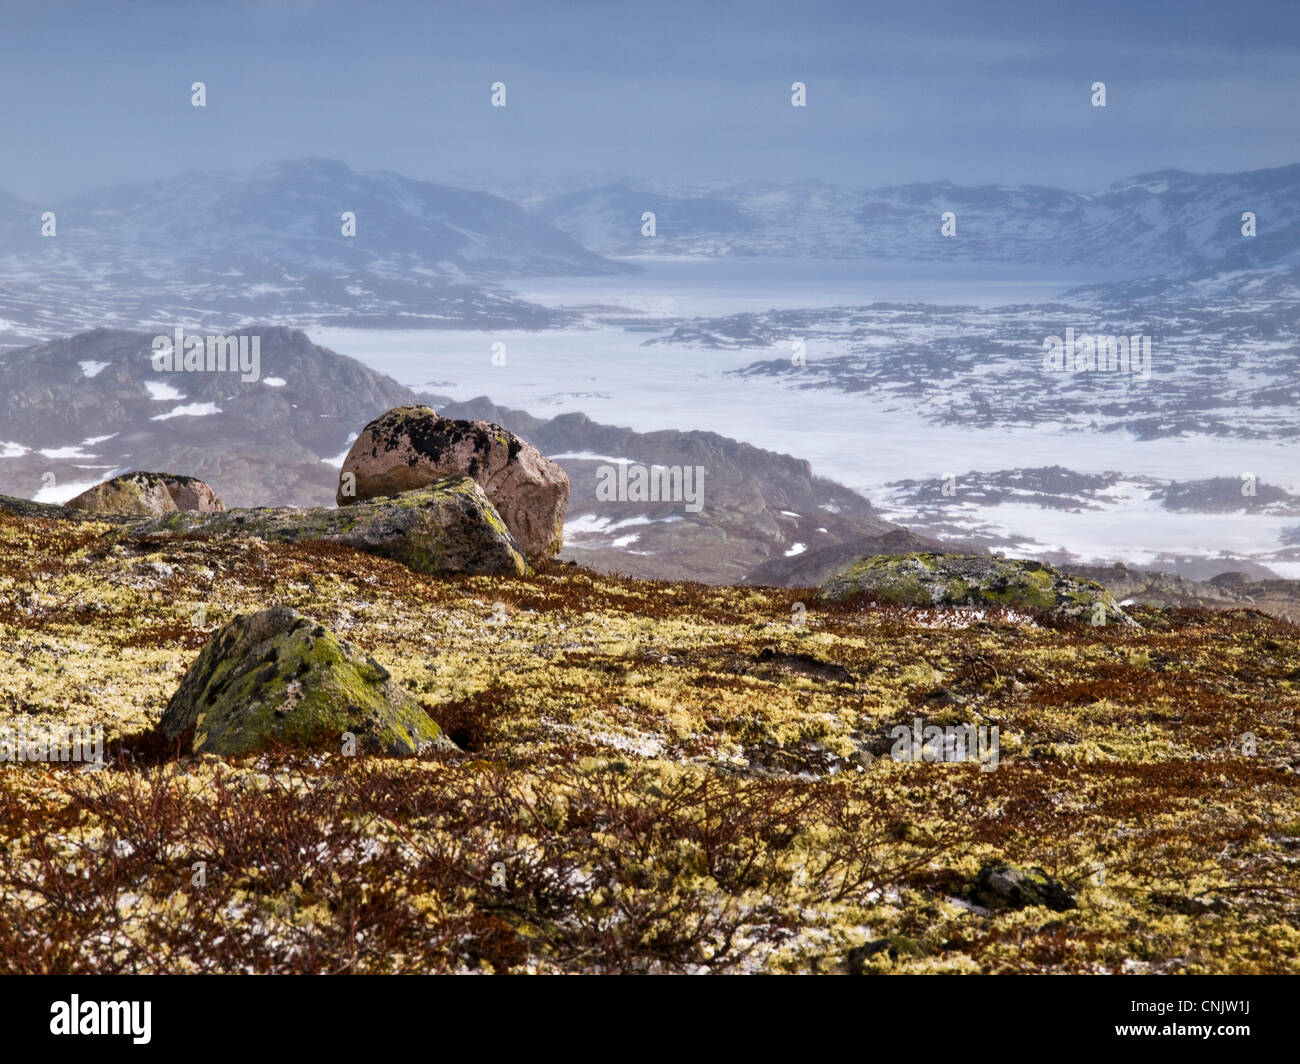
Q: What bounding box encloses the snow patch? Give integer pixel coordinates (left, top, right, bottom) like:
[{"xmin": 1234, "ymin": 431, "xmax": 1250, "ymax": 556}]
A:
[
  {"xmin": 552, "ymin": 451, "xmax": 637, "ymax": 463},
  {"xmin": 144, "ymin": 380, "xmax": 185, "ymax": 401},
  {"xmin": 150, "ymin": 402, "xmax": 221, "ymax": 421}
]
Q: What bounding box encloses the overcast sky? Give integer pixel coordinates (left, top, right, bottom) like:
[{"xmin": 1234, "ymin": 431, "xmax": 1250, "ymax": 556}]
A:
[{"xmin": 1, "ymin": 0, "xmax": 1296, "ymax": 200}]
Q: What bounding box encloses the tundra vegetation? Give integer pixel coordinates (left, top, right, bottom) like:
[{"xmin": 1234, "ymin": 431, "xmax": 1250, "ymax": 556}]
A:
[{"xmin": 0, "ymin": 511, "xmax": 1296, "ymax": 974}]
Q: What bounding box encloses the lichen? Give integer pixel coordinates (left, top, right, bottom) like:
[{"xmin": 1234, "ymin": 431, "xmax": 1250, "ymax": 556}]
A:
[{"xmin": 0, "ymin": 512, "xmax": 1295, "ymax": 974}]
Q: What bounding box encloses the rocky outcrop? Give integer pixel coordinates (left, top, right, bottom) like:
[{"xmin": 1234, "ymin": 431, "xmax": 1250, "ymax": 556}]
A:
[
  {"xmin": 338, "ymin": 406, "xmax": 568, "ymax": 561},
  {"xmin": 65, "ymin": 471, "xmax": 224, "ymax": 517},
  {"xmin": 160, "ymin": 605, "xmax": 455, "ymax": 757},
  {"xmin": 819, "ymin": 552, "xmax": 1137, "ymax": 626},
  {"xmin": 742, "ymin": 529, "xmax": 977, "ymax": 587},
  {"xmin": 137, "ymin": 475, "xmax": 531, "ymax": 576}
]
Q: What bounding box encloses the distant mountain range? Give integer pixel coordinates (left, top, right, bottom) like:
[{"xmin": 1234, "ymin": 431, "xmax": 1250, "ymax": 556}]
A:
[
  {"xmin": 0, "ymin": 160, "xmax": 634, "ymax": 346},
  {"xmin": 528, "ymin": 165, "xmax": 1300, "ymax": 275},
  {"xmin": 2, "ymin": 160, "xmax": 1298, "ymax": 347}
]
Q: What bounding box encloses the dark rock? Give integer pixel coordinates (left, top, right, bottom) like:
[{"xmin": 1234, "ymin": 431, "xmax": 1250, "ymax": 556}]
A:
[{"xmin": 970, "ymin": 862, "xmax": 1077, "ymax": 912}]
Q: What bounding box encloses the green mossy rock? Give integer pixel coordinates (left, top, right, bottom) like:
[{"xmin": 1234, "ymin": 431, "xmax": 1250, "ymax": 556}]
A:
[
  {"xmin": 136, "ymin": 474, "xmax": 531, "ymax": 576},
  {"xmin": 818, "ymin": 552, "xmax": 1136, "ymax": 625},
  {"xmin": 161, "ymin": 605, "xmax": 457, "ymax": 757}
]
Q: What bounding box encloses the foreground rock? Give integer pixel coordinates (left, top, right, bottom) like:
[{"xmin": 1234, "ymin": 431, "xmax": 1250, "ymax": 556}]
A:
[
  {"xmin": 66, "ymin": 471, "xmax": 224, "ymax": 517},
  {"xmin": 161, "ymin": 606, "xmax": 455, "ymax": 757},
  {"xmin": 138, "ymin": 475, "xmax": 530, "ymax": 576},
  {"xmin": 819, "ymin": 552, "xmax": 1136, "ymax": 625},
  {"xmin": 338, "ymin": 406, "xmax": 568, "ymax": 560}
]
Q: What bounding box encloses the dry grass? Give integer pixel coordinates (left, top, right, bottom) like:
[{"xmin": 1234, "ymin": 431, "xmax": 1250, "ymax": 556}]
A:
[{"xmin": 0, "ymin": 512, "xmax": 1297, "ymax": 973}]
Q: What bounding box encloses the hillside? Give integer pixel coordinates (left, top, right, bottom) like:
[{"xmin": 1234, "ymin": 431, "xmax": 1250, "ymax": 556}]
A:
[
  {"xmin": 435, "ymin": 396, "xmax": 903, "ymax": 583},
  {"xmin": 0, "ymin": 328, "xmax": 918, "ymax": 580},
  {"xmin": 0, "ymin": 508, "xmax": 1296, "ymax": 973},
  {"xmin": 0, "ymin": 327, "xmax": 414, "ymax": 508}
]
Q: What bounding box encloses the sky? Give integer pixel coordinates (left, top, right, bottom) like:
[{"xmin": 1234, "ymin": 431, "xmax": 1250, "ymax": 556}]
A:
[{"xmin": 0, "ymin": 0, "xmax": 1297, "ymax": 200}]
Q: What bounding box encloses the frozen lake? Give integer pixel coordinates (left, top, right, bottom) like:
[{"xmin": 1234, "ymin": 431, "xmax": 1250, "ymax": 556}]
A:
[
  {"xmin": 307, "ymin": 259, "xmax": 1300, "ymax": 570},
  {"xmin": 504, "ymin": 256, "xmax": 1121, "ymax": 314}
]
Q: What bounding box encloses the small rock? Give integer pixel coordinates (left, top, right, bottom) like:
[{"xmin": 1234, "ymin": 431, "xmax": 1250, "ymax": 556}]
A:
[
  {"xmin": 846, "ymin": 935, "xmax": 924, "ymax": 972},
  {"xmin": 969, "ymin": 862, "xmax": 1077, "ymax": 912}
]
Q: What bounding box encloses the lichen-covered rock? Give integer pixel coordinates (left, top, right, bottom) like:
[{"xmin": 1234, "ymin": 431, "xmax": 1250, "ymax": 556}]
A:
[
  {"xmin": 337, "ymin": 405, "xmax": 568, "ymax": 560},
  {"xmin": 969, "ymin": 862, "xmax": 1077, "ymax": 912},
  {"xmin": 818, "ymin": 552, "xmax": 1137, "ymax": 625},
  {"xmin": 66, "ymin": 471, "xmax": 224, "ymax": 517},
  {"xmin": 161, "ymin": 605, "xmax": 456, "ymax": 757},
  {"xmin": 136, "ymin": 475, "xmax": 531, "ymax": 576}
]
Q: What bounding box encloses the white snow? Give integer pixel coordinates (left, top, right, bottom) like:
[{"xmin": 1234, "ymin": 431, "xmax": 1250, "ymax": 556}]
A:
[
  {"xmin": 150, "ymin": 402, "xmax": 221, "ymax": 421},
  {"xmin": 263, "ymin": 377, "xmax": 287, "ymax": 387},
  {"xmin": 77, "ymin": 360, "xmax": 109, "ymax": 378},
  {"xmin": 32, "ymin": 474, "xmax": 124, "ymax": 505},
  {"xmin": 306, "ymin": 263, "xmax": 1300, "ymax": 572},
  {"xmin": 143, "ymin": 380, "xmax": 185, "ymax": 401},
  {"xmin": 565, "ymin": 513, "xmax": 684, "ymax": 537},
  {"xmin": 551, "ymin": 452, "xmax": 636, "ymax": 463}
]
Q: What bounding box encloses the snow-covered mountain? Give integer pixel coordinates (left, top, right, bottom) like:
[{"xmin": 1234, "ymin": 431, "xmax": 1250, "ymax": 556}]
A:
[
  {"xmin": 57, "ymin": 159, "xmax": 628, "ymax": 279},
  {"xmin": 4, "ymin": 159, "xmax": 1296, "ymax": 349},
  {"xmin": 0, "ymin": 160, "xmax": 635, "ymax": 347},
  {"xmin": 528, "ymin": 165, "xmax": 1300, "ymax": 275}
]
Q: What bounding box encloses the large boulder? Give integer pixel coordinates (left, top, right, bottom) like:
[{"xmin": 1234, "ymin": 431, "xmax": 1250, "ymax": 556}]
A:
[
  {"xmin": 818, "ymin": 552, "xmax": 1137, "ymax": 626},
  {"xmin": 66, "ymin": 471, "xmax": 224, "ymax": 517},
  {"xmin": 137, "ymin": 475, "xmax": 531, "ymax": 576},
  {"xmin": 337, "ymin": 406, "xmax": 568, "ymax": 560},
  {"xmin": 161, "ymin": 605, "xmax": 456, "ymax": 757}
]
